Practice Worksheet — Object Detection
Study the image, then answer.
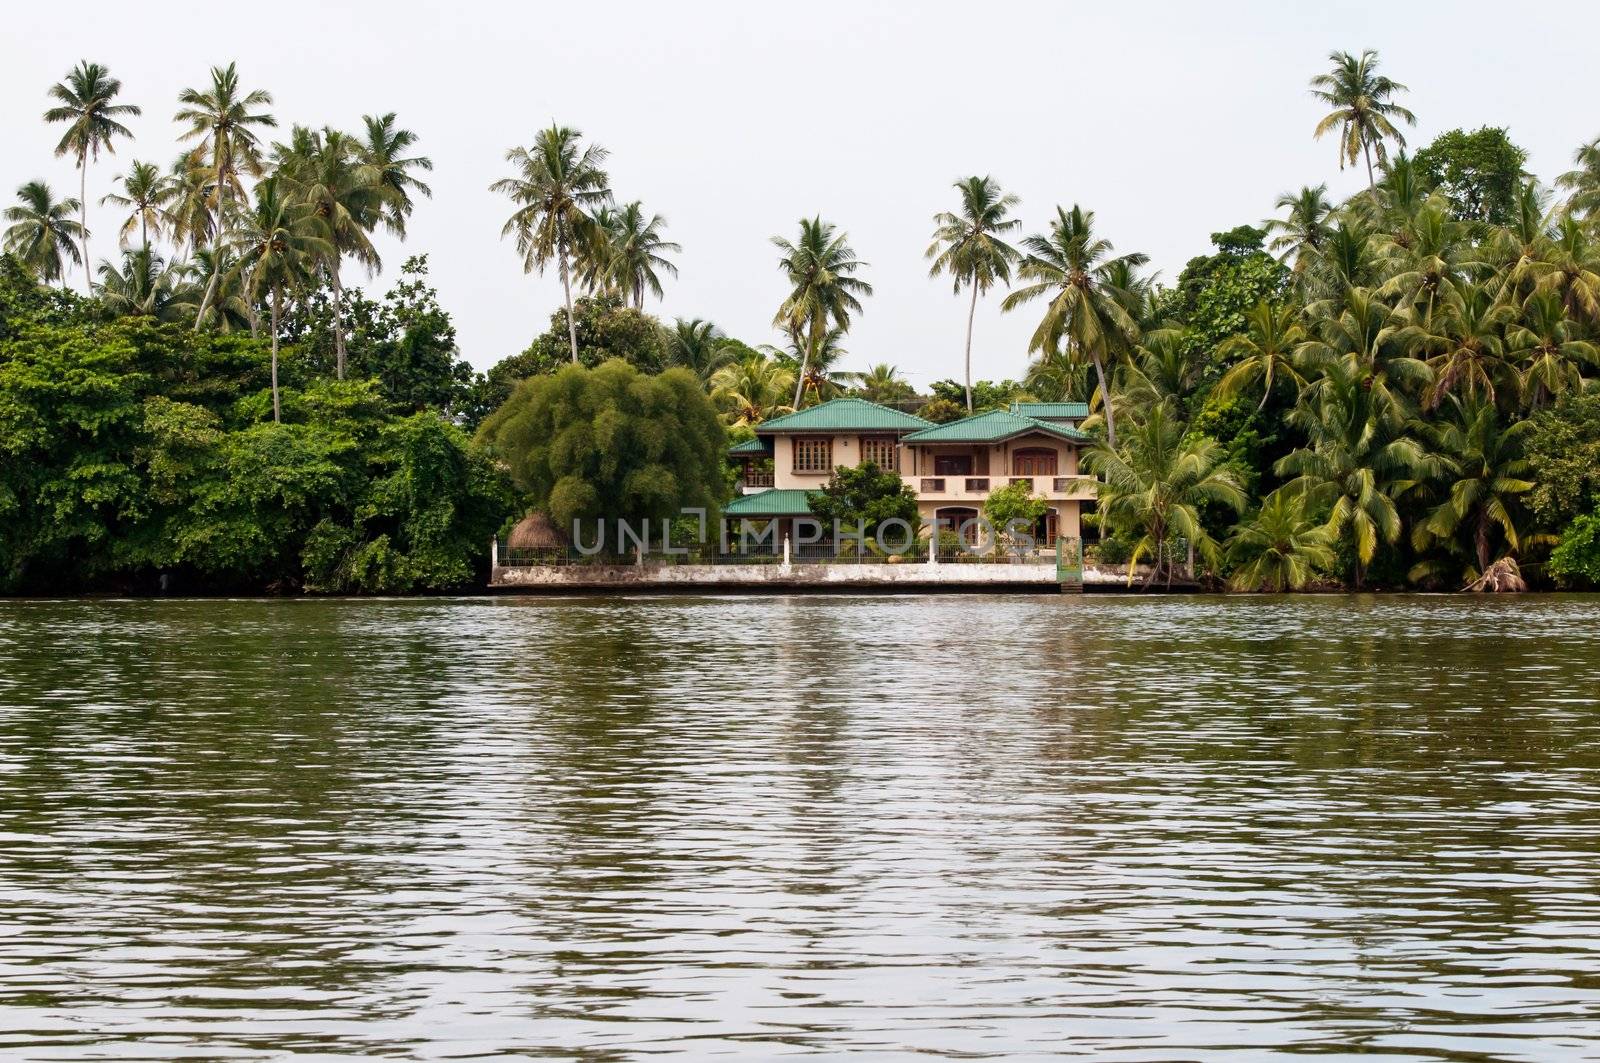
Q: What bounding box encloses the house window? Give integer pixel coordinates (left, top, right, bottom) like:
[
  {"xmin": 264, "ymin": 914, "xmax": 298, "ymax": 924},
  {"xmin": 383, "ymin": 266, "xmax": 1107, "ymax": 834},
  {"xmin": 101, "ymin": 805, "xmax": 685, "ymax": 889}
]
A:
[
  {"xmin": 1013, "ymin": 447, "xmax": 1058, "ymax": 476},
  {"xmin": 934, "ymin": 454, "xmax": 973, "ymax": 476},
  {"xmin": 860, "ymin": 436, "xmax": 897, "ymax": 471},
  {"xmin": 792, "ymin": 436, "xmax": 833, "ymax": 473}
]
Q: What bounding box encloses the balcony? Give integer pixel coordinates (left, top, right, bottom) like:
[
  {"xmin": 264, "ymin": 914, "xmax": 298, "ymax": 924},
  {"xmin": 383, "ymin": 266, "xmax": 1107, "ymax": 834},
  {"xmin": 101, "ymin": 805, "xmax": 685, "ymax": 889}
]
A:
[
  {"xmin": 914, "ymin": 474, "xmax": 1098, "ymax": 500},
  {"xmin": 743, "ymin": 469, "xmax": 775, "ymax": 489},
  {"xmin": 964, "ymin": 477, "xmax": 990, "ymax": 492}
]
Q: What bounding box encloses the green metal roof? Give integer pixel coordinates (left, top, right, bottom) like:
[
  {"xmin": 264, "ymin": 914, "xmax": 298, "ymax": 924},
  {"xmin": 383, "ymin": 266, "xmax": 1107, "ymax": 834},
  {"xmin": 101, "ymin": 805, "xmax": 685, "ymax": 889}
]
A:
[
  {"xmin": 723, "ymin": 489, "xmax": 816, "ymax": 517},
  {"xmin": 757, "ymin": 398, "xmax": 931, "ymax": 434},
  {"xmin": 903, "ymin": 409, "xmax": 1091, "ymax": 444},
  {"xmin": 728, "ymin": 436, "xmax": 771, "ymax": 455},
  {"xmin": 1010, "ymin": 401, "xmax": 1089, "ymax": 419}
]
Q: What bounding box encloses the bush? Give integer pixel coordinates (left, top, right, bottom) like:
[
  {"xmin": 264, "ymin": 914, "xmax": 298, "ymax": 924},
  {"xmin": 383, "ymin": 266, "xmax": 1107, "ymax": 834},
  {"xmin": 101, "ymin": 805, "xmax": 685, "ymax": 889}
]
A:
[
  {"xmin": 1095, "ymin": 537, "xmax": 1132, "ymax": 565},
  {"xmin": 1549, "ymin": 512, "xmax": 1600, "ymax": 589}
]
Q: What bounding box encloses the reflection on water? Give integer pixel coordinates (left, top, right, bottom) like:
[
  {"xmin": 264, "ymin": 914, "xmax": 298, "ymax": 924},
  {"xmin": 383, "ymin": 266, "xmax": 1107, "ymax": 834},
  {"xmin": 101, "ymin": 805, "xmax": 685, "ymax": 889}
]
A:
[{"xmin": 2, "ymin": 595, "xmax": 1600, "ymax": 1059}]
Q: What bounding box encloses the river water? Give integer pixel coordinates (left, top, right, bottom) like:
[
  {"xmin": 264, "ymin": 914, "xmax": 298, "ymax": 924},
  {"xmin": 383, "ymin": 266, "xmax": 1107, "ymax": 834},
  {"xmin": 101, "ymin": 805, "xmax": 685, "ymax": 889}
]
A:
[{"xmin": 2, "ymin": 595, "xmax": 1600, "ymax": 1060}]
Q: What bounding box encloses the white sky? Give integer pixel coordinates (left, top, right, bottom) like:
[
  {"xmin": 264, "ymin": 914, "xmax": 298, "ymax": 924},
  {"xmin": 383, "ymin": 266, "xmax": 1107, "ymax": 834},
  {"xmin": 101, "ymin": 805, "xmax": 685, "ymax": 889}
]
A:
[{"xmin": 5, "ymin": 0, "xmax": 1597, "ymax": 381}]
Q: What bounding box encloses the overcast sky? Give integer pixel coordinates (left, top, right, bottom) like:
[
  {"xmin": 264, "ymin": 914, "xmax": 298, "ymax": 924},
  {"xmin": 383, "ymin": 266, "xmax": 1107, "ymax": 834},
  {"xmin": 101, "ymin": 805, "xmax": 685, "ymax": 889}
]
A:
[{"xmin": 6, "ymin": 0, "xmax": 1598, "ymax": 381}]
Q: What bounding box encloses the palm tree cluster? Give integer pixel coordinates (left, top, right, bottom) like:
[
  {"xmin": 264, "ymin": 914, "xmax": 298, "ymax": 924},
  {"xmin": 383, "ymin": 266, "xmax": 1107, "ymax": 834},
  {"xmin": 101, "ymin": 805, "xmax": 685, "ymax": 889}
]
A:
[{"xmin": 6, "ymin": 59, "xmax": 438, "ymax": 420}]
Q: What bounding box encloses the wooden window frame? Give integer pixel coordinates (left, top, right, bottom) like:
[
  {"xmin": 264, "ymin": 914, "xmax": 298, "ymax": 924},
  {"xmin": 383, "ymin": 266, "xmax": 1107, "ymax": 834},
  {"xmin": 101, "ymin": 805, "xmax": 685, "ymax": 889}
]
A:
[
  {"xmin": 1012, "ymin": 447, "xmax": 1059, "ymax": 476},
  {"xmin": 792, "ymin": 436, "xmax": 833, "ymax": 474},
  {"xmin": 859, "ymin": 435, "xmax": 897, "ymax": 472}
]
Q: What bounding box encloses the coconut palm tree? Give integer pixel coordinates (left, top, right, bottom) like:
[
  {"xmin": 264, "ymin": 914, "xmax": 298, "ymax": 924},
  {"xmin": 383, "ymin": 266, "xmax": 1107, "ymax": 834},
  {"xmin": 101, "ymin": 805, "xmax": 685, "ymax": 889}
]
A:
[
  {"xmin": 1215, "ymin": 301, "xmax": 1312, "ymax": 412},
  {"xmin": 769, "ymin": 327, "xmax": 853, "ymax": 406},
  {"xmin": 95, "ymin": 246, "xmax": 198, "ymax": 322},
  {"xmin": 1275, "ymin": 355, "xmax": 1433, "ymax": 587},
  {"xmin": 1308, "ymin": 48, "xmax": 1416, "ymax": 191},
  {"xmin": 1084, "ymin": 400, "xmax": 1247, "ymax": 587},
  {"xmin": 597, "ymin": 201, "xmax": 679, "ymax": 309},
  {"xmin": 491, "ymin": 124, "xmax": 612, "ymax": 364},
  {"xmin": 710, "ymin": 354, "xmax": 795, "ymax": 427},
  {"xmin": 1534, "ymin": 216, "xmax": 1600, "ymax": 323},
  {"xmin": 1023, "ymin": 355, "xmax": 1092, "ymax": 405},
  {"xmin": 274, "ymin": 126, "xmax": 385, "ymax": 378},
  {"xmin": 1410, "ymin": 397, "xmax": 1540, "ymax": 582},
  {"xmin": 100, "ymin": 160, "xmax": 174, "ymax": 252},
  {"xmin": 227, "ymin": 174, "xmax": 333, "ymax": 421},
  {"xmin": 174, "ymin": 63, "xmax": 276, "ymax": 327},
  {"xmin": 1264, "ymin": 184, "xmax": 1334, "ymax": 276},
  {"xmin": 357, "ymin": 112, "xmax": 432, "ymax": 238},
  {"xmin": 1375, "ymin": 201, "xmax": 1472, "ymax": 325},
  {"xmin": 1225, "ymin": 485, "xmax": 1337, "ymax": 592},
  {"xmin": 772, "ymin": 216, "xmax": 873, "ymax": 409},
  {"xmin": 2, "ymin": 181, "xmax": 85, "ymax": 286},
  {"xmin": 180, "ymin": 245, "xmax": 251, "ymax": 333},
  {"xmin": 1556, "ymin": 136, "xmax": 1600, "ymax": 220},
  {"xmin": 166, "ymin": 150, "xmax": 216, "ymax": 254},
  {"xmin": 1002, "ymin": 204, "xmax": 1147, "ymax": 447},
  {"xmin": 1507, "ymin": 290, "xmax": 1599, "ymax": 410},
  {"xmin": 43, "ymin": 61, "xmax": 141, "ymax": 290},
  {"xmin": 845, "ymin": 363, "xmax": 915, "ymax": 405},
  {"xmin": 664, "ymin": 318, "xmax": 736, "ymax": 385},
  {"xmin": 1481, "ymin": 182, "xmax": 1557, "ymax": 304},
  {"xmin": 926, "ymin": 176, "xmax": 1022, "ymax": 410}
]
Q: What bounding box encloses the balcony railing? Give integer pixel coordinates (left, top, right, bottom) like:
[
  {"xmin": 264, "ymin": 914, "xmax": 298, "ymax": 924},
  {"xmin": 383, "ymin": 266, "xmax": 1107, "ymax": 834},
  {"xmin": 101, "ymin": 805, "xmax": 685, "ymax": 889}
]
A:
[
  {"xmin": 920, "ymin": 477, "xmax": 945, "ymax": 492},
  {"xmin": 743, "ymin": 470, "xmax": 775, "ymax": 488},
  {"xmin": 914, "ymin": 473, "xmax": 1096, "ymax": 497},
  {"xmin": 964, "ymin": 477, "xmax": 990, "ymax": 492}
]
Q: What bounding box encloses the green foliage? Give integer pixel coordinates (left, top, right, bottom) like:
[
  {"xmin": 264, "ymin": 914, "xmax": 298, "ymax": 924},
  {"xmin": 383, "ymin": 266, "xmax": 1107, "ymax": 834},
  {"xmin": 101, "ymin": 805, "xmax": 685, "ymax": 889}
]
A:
[
  {"xmin": 1414, "ymin": 127, "xmax": 1528, "ymax": 224},
  {"xmin": 477, "ymin": 294, "xmax": 669, "ymax": 415},
  {"xmin": 1525, "ymin": 392, "xmax": 1600, "ymax": 531},
  {"xmin": 806, "ymin": 461, "xmax": 920, "ymax": 538},
  {"xmin": 476, "ymin": 359, "xmax": 726, "ymax": 536},
  {"xmin": 1548, "ymin": 511, "xmax": 1600, "ymax": 589},
  {"xmin": 930, "ymin": 378, "xmax": 1026, "ymax": 411},
  {"xmin": 916, "ymin": 397, "xmax": 965, "ymax": 424},
  {"xmin": 983, "ymin": 480, "xmax": 1048, "ymax": 547},
  {"xmin": 1225, "ymin": 485, "xmax": 1336, "ymax": 591},
  {"xmin": 1157, "ymin": 229, "xmax": 1290, "ymax": 388}
]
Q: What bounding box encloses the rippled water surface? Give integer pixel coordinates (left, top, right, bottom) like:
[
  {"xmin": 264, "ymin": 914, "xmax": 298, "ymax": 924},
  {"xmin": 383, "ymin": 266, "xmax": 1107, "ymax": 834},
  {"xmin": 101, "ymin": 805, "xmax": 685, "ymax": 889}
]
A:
[{"xmin": 3, "ymin": 595, "xmax": 1600, "ymax": 1060}]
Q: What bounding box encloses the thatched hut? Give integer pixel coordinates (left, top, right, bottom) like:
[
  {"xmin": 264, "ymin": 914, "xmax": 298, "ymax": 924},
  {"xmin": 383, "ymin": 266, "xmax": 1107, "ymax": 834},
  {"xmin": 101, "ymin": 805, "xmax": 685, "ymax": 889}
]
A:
[{"xmin": 506, "ymin": 511, "xmax": 568, "ymax": 554}]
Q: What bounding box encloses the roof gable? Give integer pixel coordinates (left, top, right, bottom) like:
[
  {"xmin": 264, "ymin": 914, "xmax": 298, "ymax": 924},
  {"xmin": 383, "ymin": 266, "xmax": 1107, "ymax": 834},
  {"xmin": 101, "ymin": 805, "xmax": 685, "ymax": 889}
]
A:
[
  {"xmin": 1010, "ymin": 401, "xmax": 1089, "ymax": 420},
  {"xmin": 757, "ymin": 397, "xmax": 931, "ymax": 434},
  {"xmin": 903, "ymin": 409, "xmax": 1091, "ymax": 444}
]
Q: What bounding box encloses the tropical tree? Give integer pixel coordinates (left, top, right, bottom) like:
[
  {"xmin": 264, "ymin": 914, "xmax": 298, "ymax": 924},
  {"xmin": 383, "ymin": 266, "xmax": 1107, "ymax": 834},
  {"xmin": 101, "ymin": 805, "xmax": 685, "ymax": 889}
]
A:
[
  {"xmin": 43, "ymin": 61, "xmax": 141, "ymax": 289},
  {"xmin": 1002, "ymin": 204, "xmax": 1147, "ymax": 447},
  {"xmin": 274, "ymin": 126, "xmax": 384, "ymax": 378},
  {"xmin": 663, "ymin": 318, "xmax": 736, "ymax": 385},
  {"xmin": 1308, "ymin": 48, "xmax": 1416, "ymax": 190},
  {"xmin": 100, "ymin": 160, "xmax": 174, "ymax": 252},
  {"xmin": 1225, "ymin": 485, "xmax": 1337, "ymax": 592},
  {"xmin": 1215, "ymin": 301, "xmax": 1312, "ymax": 411},
  {"xmin": 357, "ymin": 112, "xmax": 432, "ymax": 237},
  {"xmin": 95, "ymin": 247, "xmax": 197, "ymax": 322},
  {"xmin": 1556, "ymin": 136, "xmax": 1600, "ymax": 219},
  {"xmin": 1508, "ymin": 290, "xmax": 1599, "ymax": 410},
  {"xmin": 1411, "ymin": 398, "xmax": 1541, "ymax": 581},
  {"xmin": 166, "ymin": 150, "xmax": 216, "ymax": 253},
  {"xmin": 491, "ymin": 124, "xmax": 611, "ymax": 364},
  {"xmin": 2, "ymin": 181, "xmax": 85, "ymax": 286},
  {"xmin": 1402, "ymin": 284, "xmax": 1516, "ymax": 410},
  {"xmin": 772, "ymin": 216, "xmax": 872, "ymax": 409},
  {"xmin": 1264, "ymin": 184, "xmax": 1334, "ymax": 276},
  {"xmin": 846, "ymin": 363, "xmax": 915, "ymax": 405},
  {"xmin": 1375, "ymin": 201, "xmax": 1470, "ymax": 323},
  {"xmin": 1275, "ymin": 355, "xmax": 1433, "ymax": 586},
  {"xmin": 926, "ymin": 176, "xmax": 1022, "ymax": 410},
  {"xmin": 1085, "ymin": 401, "xmax": 1247, "ymax": 586},
  {"xmin": 1534, "ymin": 216, "xmax": 1600, "ymax": 323},
  {"xmin": 174, "ymin": 62, "xmax": 276, "ymax": 327},
  {"xmin": 710, "ymin": 354, "xmax": 795, "ymax": 427},
  {"xmin": 596, "ymin": 200, "xmax": 679, "ymax": 309},
  {"xmin": 228, "ymin": 174, "xmax": 333, "ymax": 421}
]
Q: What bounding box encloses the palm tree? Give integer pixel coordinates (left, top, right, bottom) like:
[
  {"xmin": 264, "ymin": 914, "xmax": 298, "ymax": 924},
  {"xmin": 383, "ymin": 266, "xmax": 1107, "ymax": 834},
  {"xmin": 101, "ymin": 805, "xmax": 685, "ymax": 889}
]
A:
[
  {"xmin": 228, "ymin": 174, "xmax": 333, "ymax": 421},
  {"xmin": 1264, "ymin": 184, "xmax": 1334, "ymax": 276},
  {"xmin": 1002, "ymin": 204, "xmax": 1147, "ymax": 447},
  {"xmin": 100, "ymin": 160, "xmax": 173, "ymax": 252},
  {"xmin": 926, "ymin": 176, "xmax": 1022, "ymax": 410},
  {"xmin": 1023, "ymin": 355, "xmax": 1092, "ymax": 405},
  {"xmin": 598, "ymin": 201, "xmax": 679, "ymax": 309},
  {"xmin": 772, "ymin": 216, "xmax": 873, "ymax": 409},
  {"xmin": 1556, "ymin": 136, "xmax": 1600, "ymax": 219},
  {"xmin": 43, "ymin": 61, "xmax": 141, "ymax": 290},
  {"xmin": 174, "ymin": 63, "xmax": 276, "ymax": 327},
  {"xmin": 1410, "ymin": 398, "xmax": 1540, "ymax": 581},
  {"xmin": 180, "ymin": 246, "xmax": 251, "ymax": 333},
  {"xmin": 2, "ymin": 181, "xmax": 85, "ymax": 286},
  {"xmin": 1084, "ymin": 401, "xmax": 1247, "ymax": 587},
  {"xmin": 1402, "ymin": 285, "xmax": 1516, "ymax": 410},
  {"xmin": 1507, "ymin": 291, "xmax": 1599, "ymax": 410},
  {"xmin": 491, "ymin": 124, "xmax": 611, "ymax": 364},
  {"xmin": 664, "ymin": 318, "xmax": 736, "ymax": 384},
  {"xmin": 1481, "ymin": 182, "xmax": 1557, "ymax": 304},
  {"xmin": 770, "ymin": 327, "xmax": 853, "ymax": 406},
  {"xmin": 1308, "ymin": 48, "xmax": 1416, "ymax": 191},
  {"xmin": 357, "ymin": 112, "xmax": 432, "ymax": 238},
  {"xmin": 95, "ymin": 246, "xmax": 197, "ymax": 322},
  {"xmin": 845, "ymin": 363, "xmax": 915, "ymax": 405},
  {"xmin": 1215, "ymin": 301, "xmax": 1312, "ymax": 412},
  {"xmin": 710, "ymin": 354, "xmax": 795, "ymax": 427},
  {"xmin": 1375, "ymin": 201, "xmax": 1470, "ymax": 324},
  {"xmin": 166, "ymin": 150, "xmax": 216, "ymax": 254},
  {"xmin": 274, "ymin": 126, "xmax": 385, "ymax": 378},
  {"xmin": 1225, "ymin": 485, "xmax": 1337, "ymax": 592},
  {"xmin": 1275, "ymin": 355, "xmax": 1433, "ymax": 587},
  {"xmin": 1534, "ymin": 216, "xmax": 1600, "ymax": 323}
]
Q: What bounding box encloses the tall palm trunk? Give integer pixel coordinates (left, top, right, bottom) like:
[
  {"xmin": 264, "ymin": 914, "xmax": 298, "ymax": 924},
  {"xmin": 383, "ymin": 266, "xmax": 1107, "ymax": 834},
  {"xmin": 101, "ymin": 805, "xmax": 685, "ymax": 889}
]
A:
[
  {"xmin": 331, "ymin": 259, "xmax": 347, "ymax": 379},
  {"xmin": 1092, "ymin": 351, "xmax": 1116, "ymax": 448},
  {"xmin": 791, "ymin": 321, "xmax": 813, "ymax": 410},
  {"xmin": 79, "ymin": 160, "xmax": 90, "ymax": 291},
  {"xmin": 963, "ymin": 282, "xmax": 978, "ymax": 412},
  {"xmin": 559, "ymin": 236, "xmax": 578, "ymax": 363},
  {"xmin": 196, "ymin": 162, "xmax": 229, "ymax": 329},
  {"xmin": 270, "ymin": 287, "xmax": 282, "ymax": 423},
  {"xmin": 1363, "ymin": 138, "xmax": 1376, "ymax": 192}
]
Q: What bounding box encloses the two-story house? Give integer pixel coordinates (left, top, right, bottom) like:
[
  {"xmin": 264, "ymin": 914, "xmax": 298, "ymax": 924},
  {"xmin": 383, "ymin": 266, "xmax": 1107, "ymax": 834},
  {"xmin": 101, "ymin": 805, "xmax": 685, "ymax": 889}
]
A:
[{"xmin": 724, "ymin": 397, "xmax": 1096, "ymax": 546}]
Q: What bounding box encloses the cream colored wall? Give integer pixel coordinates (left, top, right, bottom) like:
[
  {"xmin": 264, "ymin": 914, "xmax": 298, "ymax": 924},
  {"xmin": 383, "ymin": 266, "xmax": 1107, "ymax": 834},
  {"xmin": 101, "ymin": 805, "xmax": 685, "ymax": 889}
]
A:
[
  {"xmin": 772, "ymin": 433, "xmax": 913, "ymax": 489},
  {"xmin": 911, "ymin": 434, "xmax": 1079, "ymax": 478},
  {"xmin": 913, "ymin": 500, "xmax": 1081, "ymax": 543}
]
